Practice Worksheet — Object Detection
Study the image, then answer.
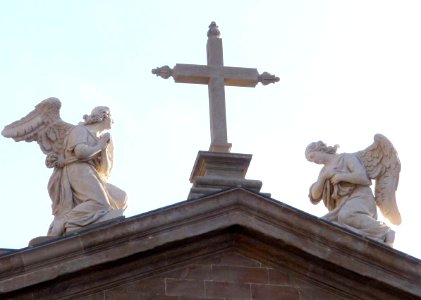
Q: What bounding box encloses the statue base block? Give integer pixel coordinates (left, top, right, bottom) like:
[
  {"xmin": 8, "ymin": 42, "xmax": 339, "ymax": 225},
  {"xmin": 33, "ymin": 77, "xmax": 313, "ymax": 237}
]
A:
[{"xmin": 188, "ymin": 151, "xmax": 268, "ymax": 199}]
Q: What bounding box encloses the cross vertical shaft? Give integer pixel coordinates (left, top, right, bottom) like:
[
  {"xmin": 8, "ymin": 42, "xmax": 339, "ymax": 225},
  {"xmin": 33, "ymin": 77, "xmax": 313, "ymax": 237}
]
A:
[{"xmin": 207, "ymin": 31, "xmax": 230, "ymax": 152}]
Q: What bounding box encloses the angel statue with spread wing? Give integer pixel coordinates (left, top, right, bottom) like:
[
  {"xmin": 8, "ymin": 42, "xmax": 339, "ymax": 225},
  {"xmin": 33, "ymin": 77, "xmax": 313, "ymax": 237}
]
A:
[
  {"xmin": 2, "ymin": 97, "xmax": 128, "ymax": 236},
  {"xmin": 305, "ymin": 134, "xmax": 401, "ymax": 246}
]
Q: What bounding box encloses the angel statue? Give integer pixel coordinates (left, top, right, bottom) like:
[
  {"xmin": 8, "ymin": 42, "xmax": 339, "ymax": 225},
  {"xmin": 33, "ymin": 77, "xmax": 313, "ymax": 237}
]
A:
[
  {"xmin": 305, "ymin": 134, "xmax": 401, "ymax": 246},
  {"xmin": 2, "ymin": 97, "xmax": 128, "ymax": 236}
]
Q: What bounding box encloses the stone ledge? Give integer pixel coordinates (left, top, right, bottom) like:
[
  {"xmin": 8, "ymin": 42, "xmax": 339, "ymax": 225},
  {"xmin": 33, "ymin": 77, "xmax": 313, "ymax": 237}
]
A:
[
  {"xmin": 0, "ymin": 188, "xmax": 419, "ymax": 296},
  {"xmin": 194, "ymin": 176, "xmax": 262, "ymax": 189},
  {"xmin": 0, "ymin": 249, "xmax": 15, "ymax": 256}
]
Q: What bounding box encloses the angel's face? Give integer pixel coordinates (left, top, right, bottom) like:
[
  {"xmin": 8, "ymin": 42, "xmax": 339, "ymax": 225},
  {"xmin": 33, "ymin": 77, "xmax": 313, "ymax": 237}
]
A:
[
  {"xmin": 103, "ymin": 115, "xmax": 113, "ymax": 130},
  {"xmin": 308, "ymin": 151, "xmax": 331, "ymax": 165}
]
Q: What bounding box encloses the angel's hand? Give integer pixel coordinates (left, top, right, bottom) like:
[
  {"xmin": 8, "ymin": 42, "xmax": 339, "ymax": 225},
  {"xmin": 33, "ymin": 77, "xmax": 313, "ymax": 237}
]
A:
[
  {"xmin": 98, "ymin": 133, "xmax": 111, "ymax": 149},
  {"xmin": 330, "ymin": 173, "xmax": 344, "ymax": 185},
  {"xmin": 102, "ymin": 132, "xmax": 111, "ymax": 142},
  {"xmin": 319, "ymin": 167, "xmax": 334, "ymax": 180}
]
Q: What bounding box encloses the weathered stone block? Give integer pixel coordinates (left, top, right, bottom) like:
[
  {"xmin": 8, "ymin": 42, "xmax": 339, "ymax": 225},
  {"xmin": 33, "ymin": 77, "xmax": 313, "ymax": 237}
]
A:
[
  {"xmin": 210, "ymin": 265, "xmax": 268, "ymax": 284},
  {"xmin": 205, "ymin": 281, "xmax": 251, "ymax": 298},
  {"xmin": 166, "ymin": 279, "xmax": 205, "ymax": 297}
]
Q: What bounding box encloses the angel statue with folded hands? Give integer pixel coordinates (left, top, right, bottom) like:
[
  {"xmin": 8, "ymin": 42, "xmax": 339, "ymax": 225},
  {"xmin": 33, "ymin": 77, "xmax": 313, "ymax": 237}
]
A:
[
  {"xmin": 2, "ymin": 97, "xmax": 128, "ymax": 236},
  {"xmin": 305, "ymin": 134, "xmax": 401, "ymax": 246}
]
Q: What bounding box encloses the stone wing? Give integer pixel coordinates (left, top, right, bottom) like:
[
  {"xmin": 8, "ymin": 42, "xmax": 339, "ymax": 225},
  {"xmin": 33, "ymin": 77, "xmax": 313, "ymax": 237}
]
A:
[
  {"xmin": 2, "ymin": 97, "xmax": 74, "ymax": 159},
  {"xmin": 356, "ymin": 134, "xmax": 401, "ymax": 225}
]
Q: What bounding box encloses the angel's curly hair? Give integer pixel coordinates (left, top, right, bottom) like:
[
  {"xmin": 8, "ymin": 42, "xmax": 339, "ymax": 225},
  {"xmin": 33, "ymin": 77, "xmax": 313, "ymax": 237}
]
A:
[
  {"xmin": 305, "ymin": 141, "xmax": 339, "ymax": 160},
  {"xmin": 83, "ymin": 106, "xmax": 111, "ymax": 125}
]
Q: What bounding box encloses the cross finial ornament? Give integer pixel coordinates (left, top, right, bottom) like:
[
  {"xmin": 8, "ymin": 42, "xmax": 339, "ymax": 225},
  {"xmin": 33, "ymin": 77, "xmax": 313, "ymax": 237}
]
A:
[
  {"xmin": 152, "ymin": 22, "xmax": 279, "ymax": 153},
  {"xmin": 207, "ymin": 21, "xmax": 220, "ymax": 38}
]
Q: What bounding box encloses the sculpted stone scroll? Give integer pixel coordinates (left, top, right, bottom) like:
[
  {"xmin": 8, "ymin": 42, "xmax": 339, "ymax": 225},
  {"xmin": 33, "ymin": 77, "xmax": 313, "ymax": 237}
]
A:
[
  {"xmin": 305, "ymin": 134, "xmax": 401, "ymax": 246},
  {"xmin": 2, "ymin": 98, "xmax": 128, "ymax": 236}
]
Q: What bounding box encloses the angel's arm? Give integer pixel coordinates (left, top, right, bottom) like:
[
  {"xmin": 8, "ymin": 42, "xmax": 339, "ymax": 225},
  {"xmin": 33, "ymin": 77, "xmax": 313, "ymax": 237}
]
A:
[
  {"xmin": 98, "ymin": 137, "xmax": 113, "ymax": 177},
  {"xmin": 309, "ymin": 167, "xmax": 332, "ymax": 203},
  {"xmin": 331, "ymin": 154, "xmax": 371, "ymax": 186},
  {"xmin": 74, "ymin": 133, "xmax": 110, "ymax": 160},
  {"xmin": 309, "ymin": 182, "xmax": 323, "ymax": 204}
]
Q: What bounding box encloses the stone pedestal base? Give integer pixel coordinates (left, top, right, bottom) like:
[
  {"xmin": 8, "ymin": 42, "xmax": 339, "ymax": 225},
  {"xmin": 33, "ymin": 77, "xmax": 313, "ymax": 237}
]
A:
[{"xmin": 188, "ymin": 151, "xmax": 268, "ymax": 199}]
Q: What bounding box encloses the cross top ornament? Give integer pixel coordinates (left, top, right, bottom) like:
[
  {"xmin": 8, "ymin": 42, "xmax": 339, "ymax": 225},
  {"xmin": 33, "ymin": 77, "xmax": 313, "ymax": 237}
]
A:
[
  {"xmin": 152, "ymin": 21, "xmax": 279, "ymax": 153},
  {"xmin": 207, "ymin": 21, "xmax": 220, "ymax": 38}
]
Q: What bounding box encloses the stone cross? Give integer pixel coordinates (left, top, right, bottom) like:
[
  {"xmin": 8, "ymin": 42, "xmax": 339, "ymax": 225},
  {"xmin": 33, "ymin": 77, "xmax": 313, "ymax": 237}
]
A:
[{"xmin": 153, "ymin": 22, "xmax": 279, "ymax": 153}]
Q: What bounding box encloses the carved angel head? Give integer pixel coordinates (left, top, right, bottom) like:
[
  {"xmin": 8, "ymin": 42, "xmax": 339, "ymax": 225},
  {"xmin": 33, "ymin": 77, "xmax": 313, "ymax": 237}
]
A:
[
  {"xmin": 305, "ymin": 141, "xmax": 339, "ymax": 164},
  {"xmin": 83, "ymin": 106, "xmax": 112, "ymax": 128}
]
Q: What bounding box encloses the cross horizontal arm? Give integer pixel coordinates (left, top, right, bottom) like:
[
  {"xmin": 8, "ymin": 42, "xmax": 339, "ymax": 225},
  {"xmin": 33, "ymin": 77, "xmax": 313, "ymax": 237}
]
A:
[
  {"xmin": 152, "ymin": 65, "xmax": 279, "ymax": 87},
  {"xmin": 173, "ymin": 64, "xmax": 260, "ymax": 87}
]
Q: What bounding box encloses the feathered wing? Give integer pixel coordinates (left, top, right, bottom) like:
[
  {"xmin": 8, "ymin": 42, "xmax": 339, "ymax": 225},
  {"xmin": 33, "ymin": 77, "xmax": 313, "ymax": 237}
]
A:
[
  {"xmin": 356, "ymin": 134, "xmax": 401, "ymax": 225},
  {"xmin": 2, "ymin": 97, "xmax": 74, "ymax": 165}
]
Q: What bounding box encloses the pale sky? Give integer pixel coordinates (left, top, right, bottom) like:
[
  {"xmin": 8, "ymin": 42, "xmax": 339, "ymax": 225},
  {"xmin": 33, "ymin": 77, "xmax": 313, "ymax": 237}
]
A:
[{"xmin": 1, "ymin": 1, "xmax": 420, "ymax": 259}]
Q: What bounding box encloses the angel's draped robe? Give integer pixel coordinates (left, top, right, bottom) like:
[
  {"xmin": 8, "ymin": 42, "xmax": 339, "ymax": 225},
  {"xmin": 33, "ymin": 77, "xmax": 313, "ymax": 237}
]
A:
[
  {"xmin": 309, "ymin": 153, "xmax": 392, "ymax": 244},
  {"xmin": 47, "ymin": 124, "xmax": 127, "ymax": 236}
]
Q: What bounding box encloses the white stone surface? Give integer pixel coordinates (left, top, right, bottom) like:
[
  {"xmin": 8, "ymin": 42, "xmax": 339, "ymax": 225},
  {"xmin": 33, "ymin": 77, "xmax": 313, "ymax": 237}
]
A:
[
  {"xmin": 306, "ymin": 134, "xmax": 400, "ymax": 246},
  {"xmin": 2, "ymin": 98, "xmax": 127, "ymax": 236}
]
